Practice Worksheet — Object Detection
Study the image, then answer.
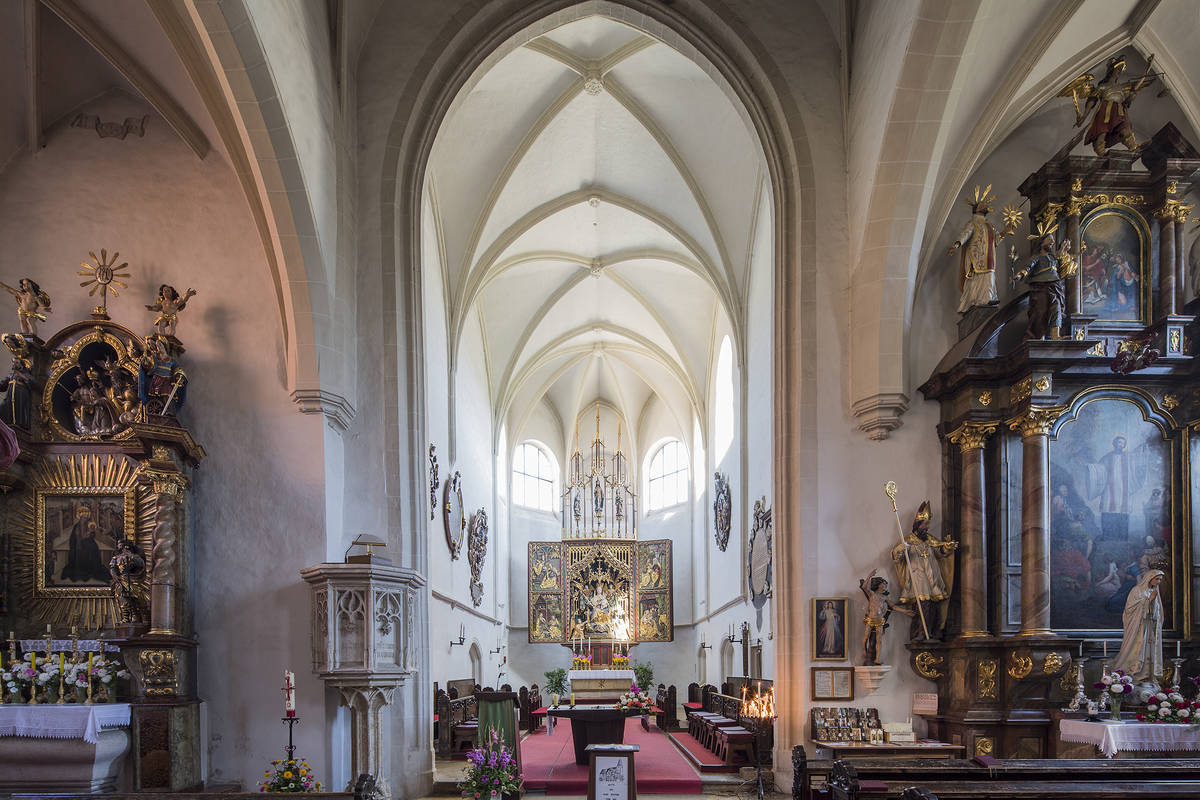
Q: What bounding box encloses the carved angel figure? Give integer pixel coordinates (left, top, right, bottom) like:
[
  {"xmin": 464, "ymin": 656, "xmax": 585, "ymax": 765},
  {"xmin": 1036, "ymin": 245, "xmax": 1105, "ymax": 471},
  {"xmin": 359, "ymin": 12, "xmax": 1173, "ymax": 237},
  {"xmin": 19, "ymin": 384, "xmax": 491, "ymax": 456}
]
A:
[
  {"xmin": 1058, "ymin": 54, "xmax": 1158, "ymax": 157},
  {"xmin": 145, "ymin": 284, "xmax": 197, "ymax": 337},
  {"xmin": 0, "ymin": 278, "xmax": 51, "ymax": 337}
]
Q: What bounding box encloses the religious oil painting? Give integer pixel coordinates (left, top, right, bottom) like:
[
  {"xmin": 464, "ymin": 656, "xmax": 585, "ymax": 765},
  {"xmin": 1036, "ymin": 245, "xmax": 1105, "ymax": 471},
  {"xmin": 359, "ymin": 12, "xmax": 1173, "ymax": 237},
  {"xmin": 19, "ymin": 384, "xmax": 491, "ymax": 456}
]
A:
[
  {"xmin": 38, "ymin": 491, "xmax": 130, "ymax": 591},
  {"xmin": 1079, "ymin": 207, "xmax": 1149, "ymax": 325},
  {"xmin": 812, "ymin": 597, "xmax": 848, "ymax": 660},
  {"xmin": 529, "ymin": 542, "xmax": 563, "ymax": 592},
  {"xmin": 1048, "ymin": 396, "xmax": 1171, "ymax": 630},
  {"xmin": 636, "ymin": 540, "xmax": 670, "ymax": 590},
  {"xmin": 528, "ymin": 594, "xmax": 565, "ymax": 643},
  {"xmin": 636, "ymin": 592, "xmax": 672, "ymax": 642}
]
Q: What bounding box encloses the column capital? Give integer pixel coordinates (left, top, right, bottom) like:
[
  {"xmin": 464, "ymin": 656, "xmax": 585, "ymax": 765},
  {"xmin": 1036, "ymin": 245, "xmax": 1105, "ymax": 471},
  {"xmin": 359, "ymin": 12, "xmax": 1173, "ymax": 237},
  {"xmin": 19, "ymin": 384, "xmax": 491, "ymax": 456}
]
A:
[
  {"xmin": 1005, "ymin": 406, "xmax": 1066, "ymax": 438},
  {"xmin": 947, "ymin": 421, "xmax": 998, "ymax": 452}
]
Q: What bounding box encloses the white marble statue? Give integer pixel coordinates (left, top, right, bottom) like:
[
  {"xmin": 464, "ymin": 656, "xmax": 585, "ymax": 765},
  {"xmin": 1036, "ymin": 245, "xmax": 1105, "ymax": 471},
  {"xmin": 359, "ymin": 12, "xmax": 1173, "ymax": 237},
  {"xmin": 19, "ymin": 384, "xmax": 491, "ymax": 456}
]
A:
[{"xmin": 1112, "ymin": 569, "xmax": 1164, "ymax": 684}]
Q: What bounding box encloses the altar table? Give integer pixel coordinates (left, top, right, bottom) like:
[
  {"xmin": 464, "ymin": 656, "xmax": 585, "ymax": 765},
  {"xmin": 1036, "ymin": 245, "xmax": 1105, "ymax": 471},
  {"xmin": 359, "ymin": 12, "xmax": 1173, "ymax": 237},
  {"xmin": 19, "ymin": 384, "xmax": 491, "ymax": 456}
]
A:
[
  {"xmin": 548, "ymin": 704, "xmax": 641, "ymax": 765},
  {"xmin": 568, "ymin": 668, "xmax": 635, "ymax": 702},
  {"xmin": 1060, "ymin": 719, "xmax": 1200, "ymax": 758},
  {"xmin": 0, "ymin": 703, "xmax": 132, "ymax": 792}
]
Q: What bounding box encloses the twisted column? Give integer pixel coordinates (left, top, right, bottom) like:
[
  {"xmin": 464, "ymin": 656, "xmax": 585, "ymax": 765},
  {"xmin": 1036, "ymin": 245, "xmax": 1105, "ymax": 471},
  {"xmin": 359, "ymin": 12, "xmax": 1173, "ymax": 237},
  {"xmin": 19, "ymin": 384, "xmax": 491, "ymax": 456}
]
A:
[
  {"xmin": 145, "ymin": 469, "xmax": 188, "ymax": 636},
  {"xmin": 947, "ymin": 422, "xmax": 997, "ymax": 637}
]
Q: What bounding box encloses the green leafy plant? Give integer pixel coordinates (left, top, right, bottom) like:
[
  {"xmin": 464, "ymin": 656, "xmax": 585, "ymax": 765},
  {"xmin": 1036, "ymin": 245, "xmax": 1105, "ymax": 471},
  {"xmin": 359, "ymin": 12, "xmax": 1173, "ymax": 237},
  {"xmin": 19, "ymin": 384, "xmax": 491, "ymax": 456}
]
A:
[
  {"xmin": 259, "ymin": 756, "xmax": 323, "ymax": 792},
  {"xmin": 544, "ymin": 667, "xmax": 568, "ymax": 695},
  {"xmin": 632, "ymin": 661, "xmax": 654, "ymax": 691}
]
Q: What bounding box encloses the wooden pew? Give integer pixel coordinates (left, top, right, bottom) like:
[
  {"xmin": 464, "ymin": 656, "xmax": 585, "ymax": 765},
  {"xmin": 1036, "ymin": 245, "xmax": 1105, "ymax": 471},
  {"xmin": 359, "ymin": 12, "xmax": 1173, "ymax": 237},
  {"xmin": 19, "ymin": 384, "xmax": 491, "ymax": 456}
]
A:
[
  {"xmin": 13, "ymin": 773, "xmax": 377, "ymax": 800},
  {"xmin": 826, "ymin": 759, "xmax": 1200, "ymax": 800}
]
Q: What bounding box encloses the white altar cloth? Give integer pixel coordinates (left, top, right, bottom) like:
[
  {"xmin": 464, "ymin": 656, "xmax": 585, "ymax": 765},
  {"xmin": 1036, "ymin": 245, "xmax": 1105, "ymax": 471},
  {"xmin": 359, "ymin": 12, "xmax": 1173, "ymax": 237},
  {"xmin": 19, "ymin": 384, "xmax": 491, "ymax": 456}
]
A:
[
  {"xmin": 0, "ymin": 703, "xmax": 131, "ymax": 745},
  {"xmin": 568, "ymin": 669, "xmax": 635, "ymax": 682},
  {"xmin": 1060, "ymin": 719, "xmax": 1200, "ymax": 758}
]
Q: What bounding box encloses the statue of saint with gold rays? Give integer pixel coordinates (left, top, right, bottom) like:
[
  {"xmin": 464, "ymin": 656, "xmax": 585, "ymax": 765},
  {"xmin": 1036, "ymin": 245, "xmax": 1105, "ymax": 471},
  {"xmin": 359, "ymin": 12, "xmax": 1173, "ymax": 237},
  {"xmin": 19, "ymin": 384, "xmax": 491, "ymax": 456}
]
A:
[
  {"xmin": 946, "ymin": 184, "xmax": 1022, "ymax": 313},
  {"xmin": 78, "ymin": 249, "xmax": 131, "ymax": 320}
]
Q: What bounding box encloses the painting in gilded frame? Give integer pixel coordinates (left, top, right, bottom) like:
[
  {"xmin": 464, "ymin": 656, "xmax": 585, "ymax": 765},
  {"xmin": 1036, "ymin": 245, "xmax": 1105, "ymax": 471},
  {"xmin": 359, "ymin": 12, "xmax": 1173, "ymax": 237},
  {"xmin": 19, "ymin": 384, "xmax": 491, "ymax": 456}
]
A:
[
  {"xmin": 1048, "ymin": 395, "xmax": 1172, "ymax": 630},
  {"xmin": 636, "ymin": 592, "xmax": 672, "ymax": 641},
  {"xmin": 529, "ymin": 542, "xmax": 563, "ymax": 592},
  {"xmin": 1079, "ymin": 206, "xmax": 1150, "ymax": 325},
  {"xmin": 529, "ymin": 594, "xmax": 565, "ymax": 643},
  {"xmin": 636, "ymin": 540, "xmax": 669, "ymax": 590},
  {"xmin": 39, "ymin": 490, "xmax": 134, "ymax": 592}
]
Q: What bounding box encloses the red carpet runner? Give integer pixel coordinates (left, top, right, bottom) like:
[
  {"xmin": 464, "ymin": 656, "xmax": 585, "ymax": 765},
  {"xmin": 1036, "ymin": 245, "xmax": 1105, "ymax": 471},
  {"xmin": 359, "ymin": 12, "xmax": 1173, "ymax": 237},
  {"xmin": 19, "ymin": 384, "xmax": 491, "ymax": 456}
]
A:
[{"xmin": 521, "ymin": 718, "xmax": 701, "ymax": 794}]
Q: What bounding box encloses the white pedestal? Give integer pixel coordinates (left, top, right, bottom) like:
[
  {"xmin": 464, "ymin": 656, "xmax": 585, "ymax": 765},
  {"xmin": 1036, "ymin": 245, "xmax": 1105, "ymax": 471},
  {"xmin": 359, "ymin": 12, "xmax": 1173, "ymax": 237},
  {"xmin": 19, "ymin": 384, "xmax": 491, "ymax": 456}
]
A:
[{"xmin": 853, "ymin": 665, "xmax": 892, "ymax": 695}]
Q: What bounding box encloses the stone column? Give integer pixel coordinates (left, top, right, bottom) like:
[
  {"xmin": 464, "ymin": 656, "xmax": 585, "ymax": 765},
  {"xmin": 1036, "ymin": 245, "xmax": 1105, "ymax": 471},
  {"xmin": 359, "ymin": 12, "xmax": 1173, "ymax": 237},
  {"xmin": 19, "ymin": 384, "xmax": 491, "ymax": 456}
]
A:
[
  {"xmin": 947, "ymin": 421, "xmax": 997, "ymax": 637},
  {"xmin": 339, "ymin": 685, "xmax": 395, "ymax": 799},
  {"xmin": 1159, "ymin": 214, "xmax": 1176, "ymax": 319},
  {"xmin": 1175, "ymin": 207, "xmax": 1187, "ymax": 310},
  {"xmin": 1007, "ymin": 407, "xmax": 1063, "ymax": 636}
]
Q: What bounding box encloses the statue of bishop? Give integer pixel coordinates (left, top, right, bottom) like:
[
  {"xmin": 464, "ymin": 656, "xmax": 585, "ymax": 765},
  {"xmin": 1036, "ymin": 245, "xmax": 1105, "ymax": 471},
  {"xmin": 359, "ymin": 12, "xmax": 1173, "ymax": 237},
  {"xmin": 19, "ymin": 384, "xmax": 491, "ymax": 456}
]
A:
[
  {"xmin": 891, "ymin": 501, "xmax": 956, "ymax": 641},
  {"xmin": 947, "ymin": 186, "xmax": 1021, "ymax": 313}
]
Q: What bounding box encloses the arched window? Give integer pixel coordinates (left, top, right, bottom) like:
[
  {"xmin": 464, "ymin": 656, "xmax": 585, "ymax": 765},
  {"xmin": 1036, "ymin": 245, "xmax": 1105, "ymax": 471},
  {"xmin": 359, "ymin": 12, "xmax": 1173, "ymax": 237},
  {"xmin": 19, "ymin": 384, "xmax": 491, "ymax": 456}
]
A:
[
  {"xmin": 468, "ymin": 642, "xmax": 482, "ymax": 685},
  {"xmin": 646, "ymin": 439, "xmax": 689, "ymax": 511},
  {"xmin": 512, "ymin": 441, "xmax": 557, "ymax": 511}
]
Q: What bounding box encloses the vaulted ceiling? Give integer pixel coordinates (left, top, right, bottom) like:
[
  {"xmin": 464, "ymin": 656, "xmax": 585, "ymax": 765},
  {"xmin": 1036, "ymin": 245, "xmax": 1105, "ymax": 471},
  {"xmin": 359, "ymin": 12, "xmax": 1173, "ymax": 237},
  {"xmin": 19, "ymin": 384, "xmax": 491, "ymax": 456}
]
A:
[{"xmin": 426, "ymin": 16, "xmax": 769, "ymax": 455}]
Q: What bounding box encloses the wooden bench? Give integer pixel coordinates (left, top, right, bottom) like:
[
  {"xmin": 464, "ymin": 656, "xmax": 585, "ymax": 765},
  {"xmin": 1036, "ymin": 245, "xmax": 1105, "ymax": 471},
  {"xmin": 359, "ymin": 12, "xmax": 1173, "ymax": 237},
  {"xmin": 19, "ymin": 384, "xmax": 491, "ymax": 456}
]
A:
[
  {"xmin": 434, "ymin": 689, "xmax": 479, "ymax": 754},
  {"xmin": 825, "ymin": 759, "xmax": 1200, "ymax": 800},
  {"xmin": 713, "ymin": 725, "xmax": 757, "ymax": 765}
]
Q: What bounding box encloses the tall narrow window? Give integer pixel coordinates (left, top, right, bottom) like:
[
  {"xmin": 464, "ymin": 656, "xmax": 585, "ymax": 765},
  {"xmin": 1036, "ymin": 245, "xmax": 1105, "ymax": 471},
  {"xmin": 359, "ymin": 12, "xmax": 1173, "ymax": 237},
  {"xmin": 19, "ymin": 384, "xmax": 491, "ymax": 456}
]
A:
[
  {"xmin": 512, "ymin": 441, "xmax": 556, "ymax": 511},
  {"xmin": 646, "ymin": 439, "xmax": 689, "ymax": 511}
]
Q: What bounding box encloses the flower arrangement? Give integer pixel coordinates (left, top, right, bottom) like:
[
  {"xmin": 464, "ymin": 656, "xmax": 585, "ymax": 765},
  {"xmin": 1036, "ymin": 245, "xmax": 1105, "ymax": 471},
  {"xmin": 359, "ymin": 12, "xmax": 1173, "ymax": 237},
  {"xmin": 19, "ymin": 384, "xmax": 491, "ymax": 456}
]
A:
[
  {"xmin": 571, "ymin": 653, "xmax": 592, "ymax": 669},
  {"xmin": 611, "ymin": 654, "xmax": 629, "ymax": 667},
  {"xmin": 459, "ymin": 729, "xmax": 523, "ymax": 799},
  {"xmin": 1138, "ymin": 690, "xmax": 1200, "ymax": 723},
  {"xmin": 3, "ymin": 652, "xmax": 130, "ymax": 703},
  {"xmin": 259, "ymin": 756, "xmax": 323, "ymax": 792},
  {"xmin": 2, "ymin": 655, "xmax": 37, "ymax": 701},
  {"xmin": 1094, "ymin": 669, "xmax": 1134, "ymax": 719},
  {"xmin": 614, "ymin": 684, "xmax": 652, "ymax": 713}
]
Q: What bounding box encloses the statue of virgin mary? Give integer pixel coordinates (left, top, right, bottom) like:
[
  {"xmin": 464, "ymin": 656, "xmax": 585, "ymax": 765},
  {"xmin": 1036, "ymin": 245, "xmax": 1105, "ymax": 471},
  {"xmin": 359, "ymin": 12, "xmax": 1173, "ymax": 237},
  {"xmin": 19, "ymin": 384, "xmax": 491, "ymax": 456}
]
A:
[{"xmin": 1112, "ymin": 568, "xmax": 1164, "ymax": 683}]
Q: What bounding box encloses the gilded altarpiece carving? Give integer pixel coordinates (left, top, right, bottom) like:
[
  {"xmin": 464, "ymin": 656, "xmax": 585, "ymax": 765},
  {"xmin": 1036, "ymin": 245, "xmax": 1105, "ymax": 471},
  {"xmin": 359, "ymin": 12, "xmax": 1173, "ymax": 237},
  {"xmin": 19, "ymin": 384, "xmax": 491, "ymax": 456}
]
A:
[
  {"xmin": 527, "ymin": 539, "xmax": 673, "ymax": 643},
  {"xmin": 916, "ymin": 122, "xmax": 1200, "ymax": 759}
]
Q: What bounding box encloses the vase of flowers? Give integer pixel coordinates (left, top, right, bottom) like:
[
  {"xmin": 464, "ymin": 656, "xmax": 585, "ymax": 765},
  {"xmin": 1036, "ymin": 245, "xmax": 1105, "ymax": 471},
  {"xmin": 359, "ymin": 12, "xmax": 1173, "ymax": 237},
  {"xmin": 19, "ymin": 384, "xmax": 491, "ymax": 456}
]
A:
[
  {"xmin": 2, "ymin": 656, "xmax": 34, "ymax": 702},
  {"xmin": 459, "ymin": 729, "xmax": 523, "ymax": 800},
  {"xmin": 614, "ymin": 684, "xmax": 651, "ymax": 714},
  {"xmin": 571, "ymin": 653, "xmax": 592, "ymax": 670},
  {"xmin": 259, "ymin": 756, "xmax": 323, "ymax": 792},
  {"xmin": 1137, "ymin": 690, "xmax": 1200, "ymax": 723},
  {"xmin": 1095, "ymin": 669, "xmax": 1133, "ymax": 721}
]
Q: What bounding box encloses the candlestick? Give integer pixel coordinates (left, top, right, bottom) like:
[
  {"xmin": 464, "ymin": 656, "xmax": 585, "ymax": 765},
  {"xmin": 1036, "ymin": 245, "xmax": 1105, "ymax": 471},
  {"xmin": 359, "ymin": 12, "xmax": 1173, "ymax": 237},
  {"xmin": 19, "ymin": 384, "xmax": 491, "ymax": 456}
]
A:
[{"xmin": 1170, "ymin": 657, "xmax": 1185, "ymax": 694}]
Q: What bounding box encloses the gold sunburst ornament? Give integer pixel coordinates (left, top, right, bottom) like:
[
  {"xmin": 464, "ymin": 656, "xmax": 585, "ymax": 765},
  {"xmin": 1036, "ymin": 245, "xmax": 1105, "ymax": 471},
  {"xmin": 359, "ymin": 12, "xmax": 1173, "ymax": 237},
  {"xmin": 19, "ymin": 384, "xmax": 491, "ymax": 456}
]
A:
[{"xmin": 78, "ymin": 249, "xmax": 131, "ymax": 320}]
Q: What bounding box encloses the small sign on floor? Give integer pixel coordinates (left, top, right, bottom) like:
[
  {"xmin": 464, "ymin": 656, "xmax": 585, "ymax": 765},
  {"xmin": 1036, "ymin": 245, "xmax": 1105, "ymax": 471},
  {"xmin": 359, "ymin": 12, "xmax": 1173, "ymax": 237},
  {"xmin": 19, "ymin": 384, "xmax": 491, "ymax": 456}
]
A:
[{"xmin": 587, "ymin": 743, "xmax": 639, "ymax": 800}]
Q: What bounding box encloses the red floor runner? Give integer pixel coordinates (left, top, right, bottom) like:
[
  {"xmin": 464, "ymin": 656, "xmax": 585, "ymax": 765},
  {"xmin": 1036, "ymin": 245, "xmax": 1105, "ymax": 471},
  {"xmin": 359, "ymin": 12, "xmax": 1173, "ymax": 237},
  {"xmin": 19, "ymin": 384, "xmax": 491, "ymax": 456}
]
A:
[{"xmin": 521, "ymin": 718, "xmax": 701, "ymax": 794}]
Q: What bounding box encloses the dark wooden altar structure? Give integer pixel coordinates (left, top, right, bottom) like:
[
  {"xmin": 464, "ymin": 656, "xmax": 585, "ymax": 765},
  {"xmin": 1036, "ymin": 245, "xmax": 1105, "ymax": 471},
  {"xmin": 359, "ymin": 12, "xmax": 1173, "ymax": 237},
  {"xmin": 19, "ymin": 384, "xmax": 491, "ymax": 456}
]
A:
[
  {"xmin": 0, "ymin": 309, "xmax": 204, "ymax": 789},
  {"xmin": 916, "ymin": 123, "xmax": 1200, "ymax": 758}
]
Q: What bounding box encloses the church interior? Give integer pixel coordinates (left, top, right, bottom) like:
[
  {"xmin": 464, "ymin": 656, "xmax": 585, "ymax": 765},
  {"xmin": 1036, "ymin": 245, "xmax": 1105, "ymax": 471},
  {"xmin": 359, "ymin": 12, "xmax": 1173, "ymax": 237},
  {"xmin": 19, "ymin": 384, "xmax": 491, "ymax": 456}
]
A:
[{"xmin": 5, "ymin": 1, "xmax": 1200, "ymax": 798}]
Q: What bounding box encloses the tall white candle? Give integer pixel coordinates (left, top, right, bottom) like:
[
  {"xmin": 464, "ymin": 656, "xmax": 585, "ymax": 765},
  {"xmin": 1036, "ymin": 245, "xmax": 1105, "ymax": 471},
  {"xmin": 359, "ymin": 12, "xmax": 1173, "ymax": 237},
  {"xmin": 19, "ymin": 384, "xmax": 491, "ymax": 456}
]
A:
[
  {"xmin": 1177, "ymin": 640, "xmax": 1182, "ymax": 658},
  {"xmin": 284, "ymin": 670, "xmax": 296, "ymax": 718},
  {"xmin": 1103, "ymin": 640, "xmax": 1107, "ymax": 658}
]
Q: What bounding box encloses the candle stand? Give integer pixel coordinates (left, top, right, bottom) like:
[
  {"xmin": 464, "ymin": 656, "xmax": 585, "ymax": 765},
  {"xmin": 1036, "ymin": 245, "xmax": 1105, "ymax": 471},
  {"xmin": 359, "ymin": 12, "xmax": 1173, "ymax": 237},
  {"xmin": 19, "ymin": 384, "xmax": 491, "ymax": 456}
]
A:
[
  {"xmin": 281, "ymin": 715, "xmax": 301, "ymax": 762},
  {"xmin": 1169, "ymin": 657, "xmax": 1185, "ymax": 694},
  {"xmin": 743, "ymin": 713, "xmax": 775, "ymax": 800},
  {"xmin": 1062, "ymin": 657, "xmax": 1088, "ymax": 712}
]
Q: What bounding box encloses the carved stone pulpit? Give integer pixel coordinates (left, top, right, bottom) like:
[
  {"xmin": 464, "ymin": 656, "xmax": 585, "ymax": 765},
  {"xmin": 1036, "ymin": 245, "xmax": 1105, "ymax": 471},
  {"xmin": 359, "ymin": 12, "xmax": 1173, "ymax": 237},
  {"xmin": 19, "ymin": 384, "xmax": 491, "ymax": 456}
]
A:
[{"xmin": 300, "ymin": 562, "xmax": 425, "ymax": 798}]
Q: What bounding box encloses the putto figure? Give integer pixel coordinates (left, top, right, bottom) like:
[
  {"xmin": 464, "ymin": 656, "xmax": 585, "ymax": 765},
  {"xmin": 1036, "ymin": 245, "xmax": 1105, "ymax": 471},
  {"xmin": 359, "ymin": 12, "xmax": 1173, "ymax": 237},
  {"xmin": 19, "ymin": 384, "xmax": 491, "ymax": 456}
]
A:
[
  {"xmin": 891, "ymin": 501, "xmax": 956, "ymax": 641},
  {"xmin": 145, "ymin": 284, "xmax": 197, "ymax": 337},
  {"xmin": 858, "ymin": 568, "xmax": 913, "ymax": 665},
  {"xmin": 947, "ymin": 186, "xmax": 1021, "ymax": 312},
  {"xmin": 1058, "ymin": 53, "xmax": 1159, "ymax": 157},
  {"xmin": 0, "ymin": 278, "xmax": 52, "ymax": 337}
]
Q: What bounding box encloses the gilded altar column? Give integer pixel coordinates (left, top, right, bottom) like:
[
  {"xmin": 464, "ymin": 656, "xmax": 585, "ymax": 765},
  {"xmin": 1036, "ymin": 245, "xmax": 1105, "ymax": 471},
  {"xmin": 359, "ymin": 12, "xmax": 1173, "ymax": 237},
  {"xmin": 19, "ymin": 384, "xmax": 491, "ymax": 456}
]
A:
[
  {"xmin": 1064, "ymin": 193, "xmax": 1082, "ymax": 319},
  {"xmin": 947, "ymin": 421, "xmax": 997, "ymax": 637},
  {"xmin": 1007, "ymin": 408, "xmax": 1063, "ymax": 636}
]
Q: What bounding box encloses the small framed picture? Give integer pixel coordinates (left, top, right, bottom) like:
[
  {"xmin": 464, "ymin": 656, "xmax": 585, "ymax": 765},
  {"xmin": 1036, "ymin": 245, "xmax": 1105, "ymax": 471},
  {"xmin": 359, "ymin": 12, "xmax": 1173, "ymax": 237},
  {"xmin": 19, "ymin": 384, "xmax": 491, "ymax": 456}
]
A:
[
  {"xmin": 811, "ymin": 597, "xmax": 848, "ymax": 660},
  {"xmin": 811, "ymin": 666, "xmax": 855, "ymax": 701}
]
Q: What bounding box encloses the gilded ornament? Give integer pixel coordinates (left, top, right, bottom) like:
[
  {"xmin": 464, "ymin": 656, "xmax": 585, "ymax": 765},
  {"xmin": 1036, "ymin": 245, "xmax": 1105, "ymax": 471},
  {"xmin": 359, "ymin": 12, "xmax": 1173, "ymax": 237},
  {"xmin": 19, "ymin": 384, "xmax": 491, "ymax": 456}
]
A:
[
  {"xmin": 1006, "ymin": 406, "xmax": 1065, "ymax": 438},
  {"xmin": 141, "ymin": 648, "xmax": 178, "ymax": 697},
  {"xmin": 1071, "ymin": 178, "xmax": 1083, "ymax": 193},
  {"xmin": 1087, "ymin": 340, "xmax": 1107, "ymax": 357},
  {"xmin": 947, "ymin": 421, "xmax": 997, "ymax": 453},
  {"xmin": 914, "ymin": 650, "xmax": 945, "ymax": 680},
  {"xmin": 1074, "ymin": 328, "xmax": 1086, "ymax": 341},
  {"xmin": 1060, "ymin": 663, "xmax": 1080, "ymax": 693},
  {"xmin": 1034, "ymin": 376, "xmax": 1051, "ymax": 393},
  {"xmin": 977, "ymin": 658, "xmax": 998, "ymax": 699},
  {"xmin": 1043, "ymin": 652, "xmax": 1065, "ymax": 674},
  {"xmin": 975, "ymin": 737, "xmax": 994, "ymax": 756},
  {"xmin": 1007, "ymin": 651, "xmax": 1033, "ymax": 680},
  {"xmin": 77, "ymin": 249, "xmax": 131, "ymax": 319},
  {"xmin": 1170, "ymin": 329, "xmax": 1182, "ymax": 353},
  {"xmin": 1162, "ymin": 394, "xmax": 1179, "ymax": 411},
  {"xmin": 1035, "ymin": 202, "xmax": 1064, "ymax": 229},
  {"xmin": 977, "ymin": 391, "xmax": 993, "ymax": 407},
  {"xmin": 1011, "ymin": 377, "xmax": 1032, "ymax": 403}
]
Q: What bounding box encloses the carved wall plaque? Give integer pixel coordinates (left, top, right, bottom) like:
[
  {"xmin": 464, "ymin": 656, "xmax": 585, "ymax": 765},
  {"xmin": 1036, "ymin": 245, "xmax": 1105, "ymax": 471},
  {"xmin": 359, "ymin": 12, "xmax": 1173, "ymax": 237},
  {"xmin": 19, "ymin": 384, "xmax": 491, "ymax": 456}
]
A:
[
  {"xmin": 443, "ymin": 471, "xmax": 464, "ymax": 559},
  {"xmin": 713, "ymin": 472, "xmax": 731, "ymax": 552}
]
